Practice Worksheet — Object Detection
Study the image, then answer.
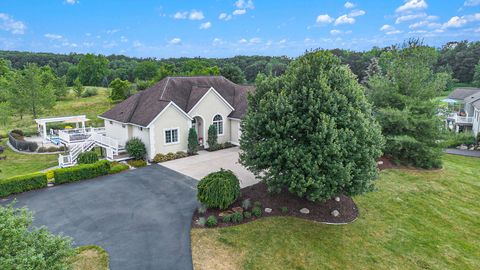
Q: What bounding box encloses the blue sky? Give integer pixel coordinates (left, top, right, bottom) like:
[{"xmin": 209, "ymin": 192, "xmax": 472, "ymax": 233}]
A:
[{"xmin": 0, "ymin": 0, "xmax": 480, "ymax": 58}]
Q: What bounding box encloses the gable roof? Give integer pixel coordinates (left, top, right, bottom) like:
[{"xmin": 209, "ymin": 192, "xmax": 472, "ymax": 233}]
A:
[
  {"xmin": 473, "ymin": 100, "xmax": 480, "ymax": 110},
  {"xmin": 100, "ymin": 76, "xmax": 254, "ymax": 127},
  {"xmin": 448, "ymin": 88, "xmax": 480, "ymax": 100},
  {"xmin": 464, "ymin": 91, "xmax": 480, "ymax": 103}
]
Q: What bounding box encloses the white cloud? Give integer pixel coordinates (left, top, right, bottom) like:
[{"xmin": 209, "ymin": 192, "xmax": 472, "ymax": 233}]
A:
[
  {"xmin": 233, "ymin": 9, "xmax": 246, "ymax": 15},
  {"xmin": 219, "ymin": 13, "xmax": 232, "ymax": 21},
  {"xmin": 65, "ymin": 0, "xmax": 79, "ymax": 4},
  {"xmin": 106, "ymin": 29, "xmax": 120, "ymax": 34},
  {"xmin": 212, "ymin": 38, "xmax": 223, "ymax": 46},
  {"xmin": 442, "ymin": 13, "xmax": 480, "ymax": 29},
  {"xmin": 380, "ymin": 24, "xmax": 393, "ymax": 31},
  {"xmin": 200, "ymin": 21, "xmax": 212, "ymax": 29},
  {"xmin": 464, "ymin": 0, "xmax": 480, "ymax": 7},
  {"xmin": 409, "ymin": 20, "xmax": 440, "ymax": 29},
  {"xmin": 349, "ymin": 9, "xmax": 366, "ymax": 17},
  {"xmin": 120, "ymin": 36, "xmax": 128, "ymax": 43},
  {"xmin": 169, "ymin": 38, "xmax": 182, "ymax": 45},
  {"xmin": 396, "ymin": 0, "xmax": 428, "ymax": 13},
  {"xmin": 344, "ymin": 2, "xmax": 355, "ymax": 9},
  {"xmin": 173, "ymin": 10, "xmax": 204, "ymax": 20},
  {"xmin": 44, "ymin": 33, "xmax": 63, "ymax": 40},
  {"xmin": 0, "ymin": 13, "xmax": 26, "ymax": 34},
  {"xmin": 316, "ymin": 14, "xmax": 333, "ymax": 25},
  {"xmin": 330, "ymin": 29, "xmax": 342, "ymax": 35},
  {"xmin": 238, "ymin": 38, "xmax": 248, "ymax": 44},
  {"xmin": 235, "ymin": 0, "xmax": 255, "ymax": 9},
  {"xmin": 133, "ymin": 41, "xmax": 142, "ymax": 48},
  {"xmin": 278, "ymin": 39, "xmax": 287, "ymax": 44},
  {"xmin": 249, "ymin": 37, "xmax": 261, "ymax": 44},
  {"xmin": 386, "ymin": 30, "xmax": 403, "ymax": 35},
  {"xmin": 335, "ymin": 14, "xmax": 355, "ymax": 25},
  {"xmin": 189, "ymin": 10, "xmax": 204, "ymax": 20},
  {"xmin": 395, "ymin": 13, "xmax": 426, "ymax": 24}
]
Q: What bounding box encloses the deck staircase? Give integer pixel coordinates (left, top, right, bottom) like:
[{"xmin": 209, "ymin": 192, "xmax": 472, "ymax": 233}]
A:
[{"xmin": 58, "ymin": 129, "xmax": 128, "ymax": 167}]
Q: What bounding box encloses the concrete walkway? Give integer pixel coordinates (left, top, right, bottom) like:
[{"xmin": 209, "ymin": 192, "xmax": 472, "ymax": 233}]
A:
[
  {"xmin": 445, "ymin": 148, "xmax": 480, "ymax": 158},
  {"xmin": 1, "ymin": 165, "xmax": 199, "ymax": 270},
  {"xmin": 160, "ymin": 147, "xmax": 259, "ymax": 188}
]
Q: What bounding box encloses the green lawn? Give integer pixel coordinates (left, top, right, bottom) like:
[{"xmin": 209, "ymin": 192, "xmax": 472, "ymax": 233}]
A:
[
  {"xmin": 0, "ymin": 139, "xmax": 57, "ymax": 179},
  {"xmin": 72, "ymin": 246, "xmax": 109, "ymax": 270},
  {"xmin": 0, "ymin": 87, "xmax": 114, "ymax": 136},
  {"xmin": 191, "ymin": 154, "xmax": 480, "ymax": 270}
]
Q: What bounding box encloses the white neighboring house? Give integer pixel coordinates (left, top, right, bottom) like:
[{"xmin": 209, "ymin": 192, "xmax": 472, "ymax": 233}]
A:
[
  {"xmin": 99, "ymin": 76, "xmax": 253, "ymax": 160},
  {"xmin": 445, "ymin": 88, "xmax": 480, "ymax": 136}
]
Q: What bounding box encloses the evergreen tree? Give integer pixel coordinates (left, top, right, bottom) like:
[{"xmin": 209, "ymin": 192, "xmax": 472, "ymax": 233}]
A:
[
  {"xmin": 221, "ymin": 64, "xmax": 246, "ymax": 84},
  {"xmin": 240, "ymin": 50, "xmax": 384, "ymax": 201},
  {"xmin": 188, "ymin": 127, "xmax": 199, "ymax": 155},
  {"xmin": 367, "ymin": 43, "xmax": 444, "ymax": 169},
  {"xmin": 472, "ymin": 60, "xmax": 480, "ymax": 87},
  {"xmin": 73, "ymin": 77, "xmax": 84, "ymax": 98},
  {"xmin": 109, "ymin": 78, "xmax": 131, "ymax": 101},
  {"xmin": 207, "ymin": 125, "xmax": 218, "ymax": 148}
]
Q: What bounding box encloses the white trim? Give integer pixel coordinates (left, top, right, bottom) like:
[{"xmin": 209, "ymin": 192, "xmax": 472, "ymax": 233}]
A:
[
  {"xmin": 192, "ymin": 115, "xmax": 206, "ymax": 146},
  {"xmin": 163, "ymin": 127, "xmax": 180, "ymax": 145},
  {"xmin": 149, "ymin": 123, "xmax": 156, "ymax": 160},
  {"xmin": 98, "ymin": 116, "xmax": 147, "ymax": 129},
  {"xmin": 228, "ymin": 117, "xmax": 242, "ymax": 121},
  {"xmin": 212, "ymin": 113, "xmax": 225, "ymax": 137},
  {"xmin": 187, "ymin": 87, "xmax": 235, "ymax": 115},
  {"xmin": 146, "ymin": 101, "xmax": 193, "ymax": 128}
]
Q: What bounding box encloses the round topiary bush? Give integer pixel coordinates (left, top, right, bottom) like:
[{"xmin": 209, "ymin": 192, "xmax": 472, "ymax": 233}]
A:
[
  {"xmin": 125, "ymin": 137, "xmax": 146, "ymax": 160},
  {"xmin": 197, "ymin": 169, "xmax": 240, "ymax": 210}
]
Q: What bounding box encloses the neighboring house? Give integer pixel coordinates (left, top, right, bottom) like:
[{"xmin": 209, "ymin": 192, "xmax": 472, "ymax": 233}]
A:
[
  {"xmin": 99, "ymin": 76, "xmax": 253, "ymax": 160},
  {"xmin": 445, "ymin": 87, "xmax": 480, "ymax": 135}
]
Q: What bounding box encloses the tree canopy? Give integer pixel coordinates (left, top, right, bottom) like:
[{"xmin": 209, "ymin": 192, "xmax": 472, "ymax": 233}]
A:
[{"xmin": 240, "ymin": 50, "xmax": 384, "ymax": 201}]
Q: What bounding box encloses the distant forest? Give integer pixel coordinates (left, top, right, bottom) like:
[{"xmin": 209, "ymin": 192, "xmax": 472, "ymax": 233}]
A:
[{"xmin": 1, "ymin": 40, "xmax": 480, "ymax": 87}]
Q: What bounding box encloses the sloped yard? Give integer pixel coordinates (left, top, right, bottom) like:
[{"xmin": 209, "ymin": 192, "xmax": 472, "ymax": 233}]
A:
[{"xmin": 191, "ymin": 154, "xmax": 480, "ymax": 270}]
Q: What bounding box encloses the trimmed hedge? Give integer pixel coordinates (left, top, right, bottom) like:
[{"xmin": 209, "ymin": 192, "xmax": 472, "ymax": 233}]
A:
[
  {"xmin": 54, "ymin": 160, "xmax": 111, "ymax": 185},
  {"xmin": 109, "ymin": 162, "xmax": 129, "ymax": 174},
  {"xmin": 0, "ymin": 173, "xmax": 48, "ymax": 197}
]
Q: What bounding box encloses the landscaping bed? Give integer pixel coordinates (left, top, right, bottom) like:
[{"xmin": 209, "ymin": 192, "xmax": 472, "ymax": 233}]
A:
[{"xmin": 192, "ymin": 181, "xmax": 359, "ymax": 228}]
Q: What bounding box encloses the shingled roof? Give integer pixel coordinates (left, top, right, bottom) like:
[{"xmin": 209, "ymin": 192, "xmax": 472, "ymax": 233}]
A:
[
  {"xmin": 448, "ymin": 88, "xmax": 480, "ymax": 100},
  {"xmin": 100, "ymin": 76, "xmax": 254, "ymax": 127}
]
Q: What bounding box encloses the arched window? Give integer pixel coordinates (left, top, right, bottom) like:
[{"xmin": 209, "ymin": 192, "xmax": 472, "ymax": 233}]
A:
[{"xmin": 213, "ymin": 114, "xmax": 223, "ymax": 135}]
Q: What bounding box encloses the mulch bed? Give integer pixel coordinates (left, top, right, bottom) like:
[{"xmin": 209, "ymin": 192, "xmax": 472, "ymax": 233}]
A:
[
  {"xmin": 191, "ymin": 181, "xmax": 359, "ymax": 228},
  {"xmin": 191, "ymin": 157, "xmax": 397, "ymax": 228}
]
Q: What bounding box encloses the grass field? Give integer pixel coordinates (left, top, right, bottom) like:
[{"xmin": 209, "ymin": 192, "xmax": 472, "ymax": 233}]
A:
[
  {"xmin": 191, "ymin": 154, "xmax": 480, "ymax": 270},
  {"xmin": 72, "ymin": 246, "xmax": 109, "ymax": 270},
  {"xmin": 0, "ymin": 139, "xmax": 57, "ymax": 179},
  {"xmin": 0, "ymin": 87, "xmax": 114, "ymax": 136}
]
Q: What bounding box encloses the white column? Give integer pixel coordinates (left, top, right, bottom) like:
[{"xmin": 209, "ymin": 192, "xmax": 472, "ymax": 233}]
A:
[{"xmin": 43, "ymin": 124, "xmax": 47, "ymax": 141}]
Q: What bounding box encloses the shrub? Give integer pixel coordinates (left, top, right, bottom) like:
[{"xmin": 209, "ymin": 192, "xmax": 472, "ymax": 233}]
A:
[
  {"xmin": 81, "ymin": 87, "xmax": 98, "ymax": 98},
  {"xmin": 207, "ymin": 124, "xmax": 218, "ymax": 149},
  {"xmin": 197, "ymin": 204, "xmax": 207, "ymax": 214},
  {"xmin": 37, "ymin": 146, "xmax": 47, "ymax": 153},
  {"xmin": 280, "ymin": 207, "xmax": 288, "ymax": 214},
  {"xmin": 11, "ymin": 129, "xmax": 24, "ymax": 136},
  {"xmin": 125, "ymin": 138, "xmax": 146, "ymax": 160},
  {"xmin": 165, "ymin": 152, "xmax": 176, "ymax": 160},
  {"xmin": 252, "ymin": 206, "xmax": 262, "ymax": 218},
  {"xmin": 243, "ymin": 211, "xmax": 252, "ymax": 219},
  {"xmin": 197, "ymin": 169, "xmax": 240, "ymax": 210},
  {"xmin": 8, "ymin": 132, "xmax": 38, "ymax": 152},
  {"xmin": 0, "ymin": 173, "xmax": 48, "ymax": 197},
  {"xmin": 153, "ymin": 153, "xmax": 169, "ymax": 163},
  {"xmin": 188, "ymin": 127, "xmax": 199, "ymax": 155},
  {"xmin": 27, "ymin": 142, "xmax": 38, "ymax": 152},
  {"xmin": 176, "ymin": 151, "xmax": 188, "ymax": 158},
  {"xmin": 441, "ymin": 132, "xmax": 476, "ymax": 148},
  {"xmin": 127, "ymin": 159, "xmax": 147, "ymax": 168},
  {"xmin": 253, "ymin": 201, "xmax": 262, "ymax": 208},
  {"xmin": 205, "ymin": 215, "xmax": 218, "ymax": 227},
  {"xmin": 385, "ymin": 135, "xmax": 442, "ymax": 169},
  {"xmin": 196, "ymin": 217, "xmax": 206, "ymax": 227},
  {"xmin": 109, "ymin": 163, "xmax": 129, "ymax": 174},
  {"xmin": 53, "ymin": 160, "xmax": 111, "ymax": 185},
  {"xmin": 77, "ymin": 151, "xmax": 99, "ymax": 165},
  {"xmin": 222, "ymin": 214, "xmax": 232, "ymax": 223},
  {"xmin": 242, "ymin": 198, "xmax": 252, "ymax": 210},
  {"xmin": 46, "ymin": 170, "xmax": 55, "ymax": 180},
  {"xmin": 231, "ymin": 212, "xmax": 244, "ymax": 223}
]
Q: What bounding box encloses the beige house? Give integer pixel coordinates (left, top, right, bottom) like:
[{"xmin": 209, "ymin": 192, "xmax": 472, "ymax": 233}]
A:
[{"xmin": 99, "ymin": 76, "xmax": 252, "ymax": 160}]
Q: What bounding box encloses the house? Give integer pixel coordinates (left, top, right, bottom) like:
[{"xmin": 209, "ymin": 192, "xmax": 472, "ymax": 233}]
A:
[
  {"xmin": 99, "ymin": 76, "xmax": 253, "ymax": 160},
  {"xmin": 445, "ymin": 87, "xmax": 480, "ymax": 135}
]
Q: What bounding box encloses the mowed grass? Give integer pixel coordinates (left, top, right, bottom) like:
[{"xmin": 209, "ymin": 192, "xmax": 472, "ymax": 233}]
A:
[
  {"xmin": 0, "ymin": 87, "xmax": 114, "ymax": 135},
  {"xmin": 191, "ymin": 154, "xmax": 480, "ymax": 270},
  {"xmin": 71, "ymin": 246, "xmax": 109, "ymax": 270},
  {"xmin": 0, "ymin": 139, "xmax": 57, "ymax": 179}
]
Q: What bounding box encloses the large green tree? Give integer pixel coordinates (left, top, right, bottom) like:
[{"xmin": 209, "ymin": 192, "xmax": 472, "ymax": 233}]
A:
[
  {"xmin": 109, "ymin": 78, "xmax": 131, "ymax": 101},
  {"xmin": 134, "ymin": 60, "xmax": 158, "ymax": 81},
  {"xmin": 0, "ymin": 203, "xmax": 75, "ymax": 269},
  {"xmin": 77, "ymin": 54, "xmax": 109, "ymax": 86},
  {"xmin": 221, "ymin": 64, "xmax": 246, "ymax": 84},
  {"xmin": 240, "ymin": 51, "xmax": 384, "ymax": 201},
  {"xmin": 367, "ymin": 43, "xmax": 444, "ymax": 169},
  {"xmin": 7, "ymin": 64, "xmax": 56, "ymax": 118}
]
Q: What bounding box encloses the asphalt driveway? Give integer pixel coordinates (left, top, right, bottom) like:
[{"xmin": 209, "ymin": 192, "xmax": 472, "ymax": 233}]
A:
[
  {"xmin": 1, "ymin": 165, "xmax": 198, "ymax": 270},
  {"xmin": 160, "ymin": 147, "xmax": 259, "ymax": 187}
]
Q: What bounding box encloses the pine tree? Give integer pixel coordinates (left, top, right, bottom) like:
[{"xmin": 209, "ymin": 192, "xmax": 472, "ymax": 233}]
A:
[
  {"xmin": 207, "ymin": 125, "xmax": 218, "ymax": 149},
  {"xmin": 240, "ymin": 50, "xmax": 384, "ymax": 201},
  {"xmin": 188, "ymin": 127, "xmax": 199, "ymax": 155}
]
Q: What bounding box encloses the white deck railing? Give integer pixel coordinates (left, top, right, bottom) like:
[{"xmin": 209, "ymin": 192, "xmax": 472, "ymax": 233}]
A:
[{"xmin": 58, "ymin": 127, "xmax": 106, "ymax": 143}]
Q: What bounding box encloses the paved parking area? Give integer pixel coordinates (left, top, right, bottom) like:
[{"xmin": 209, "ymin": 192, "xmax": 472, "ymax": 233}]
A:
[
  {"xmin": 160, "ymin": 147, "xmax": 259, "ymax": 187},
  {"xmin": 1, "ymin": 165, "xmax": 198, "ymax": 270}
]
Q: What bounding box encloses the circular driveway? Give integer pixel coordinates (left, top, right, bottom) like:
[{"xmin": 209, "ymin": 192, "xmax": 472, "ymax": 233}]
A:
[{"xmin": 2, "ymin": 165, "xmax": 199, "ymax": 270}]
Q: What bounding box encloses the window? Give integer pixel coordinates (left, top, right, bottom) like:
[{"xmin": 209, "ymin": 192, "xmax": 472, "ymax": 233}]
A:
[
  {"xmin": 109, "ymin": 121, "xmax": 113, "ymax": 124},
  {"xmin": 213, "ymin": 114, "xmax": 223, "ymax": 135},
  {"xmin": 165, "ymin": 128, "xmax": 179, "ymax": 144},
  {"xmin": 139, "ymin": 127, "xmax": 143, "ymax": 131},
  {"xmin": 122, "ymin": 124, "xmax": 126, "ymax": 128}
]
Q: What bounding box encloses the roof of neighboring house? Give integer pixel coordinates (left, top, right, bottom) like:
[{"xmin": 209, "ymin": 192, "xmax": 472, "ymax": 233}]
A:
[
  {"xmin": 473, "ymin": 99, "xmax": 480, "ymax": 110},
  {"xmin": 447, "ymin": 88, "xmax": 480, "ymax": 100},
  {"xmin": 464, "ymin": 91, "xmax": 480, "ymax": 103},
  {"xmin": 100, "ymin": 76, "xmax": 254, "ymax": 127}
]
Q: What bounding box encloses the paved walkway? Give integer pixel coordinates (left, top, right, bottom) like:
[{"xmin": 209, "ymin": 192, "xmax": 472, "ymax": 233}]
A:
[
  {"xmin": 445, "ymin": 148, "xmax": 480, "ymax": 158},
  {"xmin": 160, "ymin": 147, "xmax": 259, "ymax": 187},
  {"xmin": 1, "ymin": 165, "xmax": 199, "ymax": 270}
]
